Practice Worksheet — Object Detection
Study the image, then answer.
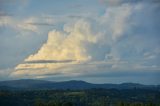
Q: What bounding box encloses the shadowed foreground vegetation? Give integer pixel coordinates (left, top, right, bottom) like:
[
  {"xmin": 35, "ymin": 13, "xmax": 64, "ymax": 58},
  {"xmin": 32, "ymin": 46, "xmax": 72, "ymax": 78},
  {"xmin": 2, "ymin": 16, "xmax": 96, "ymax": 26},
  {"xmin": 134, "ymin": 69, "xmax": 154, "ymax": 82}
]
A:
[{"xmin": 0, "ymin": 88, "xmax": 160, "ymax": 106}]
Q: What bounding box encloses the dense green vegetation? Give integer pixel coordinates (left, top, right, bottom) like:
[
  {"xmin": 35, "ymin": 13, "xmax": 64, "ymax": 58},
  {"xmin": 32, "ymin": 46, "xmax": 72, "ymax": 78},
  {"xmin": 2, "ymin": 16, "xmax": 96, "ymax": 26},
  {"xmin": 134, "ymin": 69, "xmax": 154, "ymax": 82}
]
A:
[{"xmin": 0, "ymin": 88, "xmax": 159, "ymax": 106}]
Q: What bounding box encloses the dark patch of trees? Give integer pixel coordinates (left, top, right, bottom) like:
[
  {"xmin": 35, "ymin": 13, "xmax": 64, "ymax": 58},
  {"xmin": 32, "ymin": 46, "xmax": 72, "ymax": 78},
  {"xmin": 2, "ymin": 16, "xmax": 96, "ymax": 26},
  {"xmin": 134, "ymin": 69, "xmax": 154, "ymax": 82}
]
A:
[{"xmin": 0, "ymin": 88, "xmax": 159, "ymax": 106}]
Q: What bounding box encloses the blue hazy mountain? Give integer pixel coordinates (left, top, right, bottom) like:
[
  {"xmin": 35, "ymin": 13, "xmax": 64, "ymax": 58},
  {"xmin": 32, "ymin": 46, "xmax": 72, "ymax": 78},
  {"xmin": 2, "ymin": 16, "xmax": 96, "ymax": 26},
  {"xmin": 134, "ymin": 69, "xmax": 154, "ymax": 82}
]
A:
[{"xmin": 0, "ymin": 79, "xmax": 159, "ymax": 90}]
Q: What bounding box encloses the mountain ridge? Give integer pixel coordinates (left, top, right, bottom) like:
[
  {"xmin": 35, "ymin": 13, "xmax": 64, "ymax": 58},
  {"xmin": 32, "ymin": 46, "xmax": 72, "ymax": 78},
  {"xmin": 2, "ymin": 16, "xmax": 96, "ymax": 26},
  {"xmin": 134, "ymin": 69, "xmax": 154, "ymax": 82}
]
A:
[{"xmin": 0, "ymin": 79, "xmax": 159, "ymax": 90}]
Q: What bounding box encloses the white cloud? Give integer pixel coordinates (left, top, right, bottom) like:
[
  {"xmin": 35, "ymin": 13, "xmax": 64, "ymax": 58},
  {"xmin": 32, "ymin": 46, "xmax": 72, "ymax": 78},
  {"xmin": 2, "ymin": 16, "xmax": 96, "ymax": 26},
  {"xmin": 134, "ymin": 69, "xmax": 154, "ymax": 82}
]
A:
[
  {"xmin": 0, "ymin": 15, "xmax": 57, "ymax": 34},
  {"xmin": 17, "ymin": 17, "xmax": 38, "ymax": 32},
  {"xmin": 0, "ymin": 16, "xmax": 13, "ymax": 26},
  {"xmin": 25, "ymin": 20, "xmax": 97, "ymax": 62},
  {"xmin": 12, "ymin": 20, "xmax": 98, "ymax": 77},
  {"xmin": 0, "ymin": 16, "xmax": 38, "ymax": 32},
  {"xmin": 10, "ymin": 2, "xmax": 160, "ymax": 79},
  {"xmin": 98, "ymin": 3, "xmax": 132, "ymax": 42}
]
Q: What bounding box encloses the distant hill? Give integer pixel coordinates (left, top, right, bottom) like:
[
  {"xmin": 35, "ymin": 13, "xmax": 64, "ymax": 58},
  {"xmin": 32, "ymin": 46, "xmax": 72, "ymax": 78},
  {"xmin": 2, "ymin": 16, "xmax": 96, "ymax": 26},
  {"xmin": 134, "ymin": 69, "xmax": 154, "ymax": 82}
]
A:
[{"xmin": 0, "ymin": 79, "xmax": 159, "ymax": 90}]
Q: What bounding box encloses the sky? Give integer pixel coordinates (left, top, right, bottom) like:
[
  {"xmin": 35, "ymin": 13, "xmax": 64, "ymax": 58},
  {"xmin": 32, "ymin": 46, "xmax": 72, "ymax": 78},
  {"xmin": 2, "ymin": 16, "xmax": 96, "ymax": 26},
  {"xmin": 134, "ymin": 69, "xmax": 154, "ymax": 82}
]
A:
[{"xmin": 0, "ymin": 0, "xmax": 160, "ymax": 84}]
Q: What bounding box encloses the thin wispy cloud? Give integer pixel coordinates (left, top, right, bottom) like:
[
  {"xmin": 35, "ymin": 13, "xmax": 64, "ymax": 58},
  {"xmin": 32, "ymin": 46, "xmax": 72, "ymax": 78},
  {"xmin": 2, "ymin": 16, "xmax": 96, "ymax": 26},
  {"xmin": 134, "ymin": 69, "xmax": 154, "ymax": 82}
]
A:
[
  {"xmin": 23, "ymin": 60, "xmax": 75, "ymax": 64},
  {"xmin": 25, "ymin": 22, "xmax": 55, "ymax": 27}
]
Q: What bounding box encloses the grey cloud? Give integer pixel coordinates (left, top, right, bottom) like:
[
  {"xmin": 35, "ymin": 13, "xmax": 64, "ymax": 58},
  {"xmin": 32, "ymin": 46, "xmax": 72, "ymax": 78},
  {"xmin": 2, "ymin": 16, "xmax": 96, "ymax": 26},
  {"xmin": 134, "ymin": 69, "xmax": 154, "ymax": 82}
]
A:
[
  {"xmin": 67, "ymin": 15, "xmax": 84, "ymax": 19},
  {"xmin": 25, "ymin": 22, "xmax": 55, "ymax": 27},
  {"xmin": 0, "ymin": 11, "xmax": 13, "ymax": 17},
  {"xmin": 80, "ymin": 70, "xmax": 160, "ymax": 78},
  {"xmin": 37, "ymin": 70, "xmax": 160, "ymax": 84},
  {"xmin": 23, "ymin": 60, "xmax": 75, "ymax": 64},
  {"xmin": 39, "ymin": 73, "xmax": 64, "ymax": 77},
  {"xmin": 101, "ymin": 0, "xmax": 160, "ymax": 6},
  {"xmin": 15, "ymin": 67, "xmax": 46, "ymax": 71}
]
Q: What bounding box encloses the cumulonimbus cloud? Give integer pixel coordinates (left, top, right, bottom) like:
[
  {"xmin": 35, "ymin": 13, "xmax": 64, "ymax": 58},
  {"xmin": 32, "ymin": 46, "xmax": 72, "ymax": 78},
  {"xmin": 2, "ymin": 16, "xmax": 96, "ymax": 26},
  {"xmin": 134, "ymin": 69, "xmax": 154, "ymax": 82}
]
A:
[
  {"xmin": 12, "ymin": 20, "xmax": 98, "ymax": 77},
  {"xmin": 11, "ymin": 1, "xmax": 160, "ymax": 79}
]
